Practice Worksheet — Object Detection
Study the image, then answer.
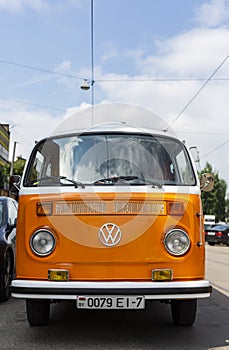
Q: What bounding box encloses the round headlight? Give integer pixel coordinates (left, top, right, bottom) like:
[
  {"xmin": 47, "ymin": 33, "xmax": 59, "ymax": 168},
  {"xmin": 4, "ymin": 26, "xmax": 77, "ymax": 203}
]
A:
[
  {"xmin": 30, "ymin": 229, "xmax": 56, "ymax": 256},
  {"xmin": 164, "ymin": 229, "xmax": 190, "ymax": 256}
]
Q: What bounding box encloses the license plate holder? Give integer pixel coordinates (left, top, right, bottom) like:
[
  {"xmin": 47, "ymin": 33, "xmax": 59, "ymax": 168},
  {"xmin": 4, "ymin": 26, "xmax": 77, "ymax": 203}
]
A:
[{"xmin": 76, "ymin": 295, "xmax": 145, "ymax": 309}]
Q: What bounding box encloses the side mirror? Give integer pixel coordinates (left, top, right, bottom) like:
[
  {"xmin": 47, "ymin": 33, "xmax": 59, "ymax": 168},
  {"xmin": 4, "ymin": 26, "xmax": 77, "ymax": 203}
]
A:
[
  {"xmin": 9, "ymin": 175, "xmax": 21, "ymax": 192},
  {"xmin": 200, "ymin": 173, "xmax": 214, "ymax": 192}
]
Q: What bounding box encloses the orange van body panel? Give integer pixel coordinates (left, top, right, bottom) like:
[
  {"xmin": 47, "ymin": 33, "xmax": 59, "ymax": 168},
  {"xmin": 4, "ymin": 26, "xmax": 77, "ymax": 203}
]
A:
[{"xmin": 16, "ymin": 191, "xmax": 205, "ymax": 282}]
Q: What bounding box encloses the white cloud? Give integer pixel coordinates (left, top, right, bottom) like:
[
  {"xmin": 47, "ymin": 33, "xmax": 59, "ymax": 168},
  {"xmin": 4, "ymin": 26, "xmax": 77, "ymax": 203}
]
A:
[
  {"xmin": 0, "ymin": 0, "xmax": 49, "ymax": 12},
  {"xmin": 101, "ymin": 42, "xmax": 118, "ymax": 62},
  {"xmin": 3, "ymin": 101, "xmax": 91, "ymax": 160},
  {"xmin": 55, "ymin": 61, "xmax": 72, "ymax": 72},
  {"xmin": 53, "ymin": 61, "xmax": 84, "ymax": 94},
  {"xmin": 195, "ymin": 0, "xmax": 229, "ymax": 27},
  {"xmin": 89, "ymin": 24, "xmax": 229, "ymax": 184},
  {"xmin": 4, "ymin": 1, "xmax": 229, "ymax": 185},
  {"xmin": 1, "ymin": 103, "xmax": 59, "ymax": 158},
  {"xmin": 0, "ymin": 0, "xmax": 83, "ymax": 13},
  {"xmin": 0, "ymin": 74, "xmax": 55, "ymax": 93},
  {"xmin": 138, "ymin": 27, "xmax": 229, "ymax": 77}
]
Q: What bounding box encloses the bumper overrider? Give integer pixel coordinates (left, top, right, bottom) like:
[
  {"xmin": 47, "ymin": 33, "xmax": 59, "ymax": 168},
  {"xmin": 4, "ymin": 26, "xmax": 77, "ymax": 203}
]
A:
[{"xmin": 11, "ymin": 280, "xmax": 212, "ymax": 300}]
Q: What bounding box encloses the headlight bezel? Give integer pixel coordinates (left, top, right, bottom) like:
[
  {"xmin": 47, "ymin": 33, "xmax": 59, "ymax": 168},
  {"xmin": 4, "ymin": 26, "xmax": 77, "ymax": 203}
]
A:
[
  {"xmin": 164, "ymin": 229, "xmax": 190, "ymax": 256},
  {"xmin": 30, "ymin": 228, "xmax": 56, "ymax": 257}
]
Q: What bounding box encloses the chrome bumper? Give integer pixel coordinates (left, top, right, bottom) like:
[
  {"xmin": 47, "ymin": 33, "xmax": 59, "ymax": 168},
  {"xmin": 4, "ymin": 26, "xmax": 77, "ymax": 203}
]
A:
[{"xmin": 11, "ymin": 279, "xmax": 212, "ymax": 300}]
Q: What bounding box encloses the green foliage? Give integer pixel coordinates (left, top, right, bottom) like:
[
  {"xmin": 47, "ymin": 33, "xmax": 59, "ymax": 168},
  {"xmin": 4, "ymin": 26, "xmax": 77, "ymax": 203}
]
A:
[
  {"xmin": 13, "ymin": 157, "xmax": 26, "ymax": 176},
  {"xmin": 200, "ymin": 162, "xmax": 227, "ymax": 222},
  {"xmin": 0, "ymin": 163, "xmax": 10, "ymax": 188},
  {"xmin": 0, "ymin": 158, "xmax": 26, "ymax": 189}
]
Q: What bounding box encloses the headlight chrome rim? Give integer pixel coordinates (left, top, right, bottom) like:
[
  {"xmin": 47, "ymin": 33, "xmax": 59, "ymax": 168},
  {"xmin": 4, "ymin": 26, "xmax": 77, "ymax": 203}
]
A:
[
  {"xmin": 30, "ymin": 229, "xmax": 56, "ymax": 256},
  {"xmin": 164, "ymin": 229, "xmax": 190, "ymax": 256}
]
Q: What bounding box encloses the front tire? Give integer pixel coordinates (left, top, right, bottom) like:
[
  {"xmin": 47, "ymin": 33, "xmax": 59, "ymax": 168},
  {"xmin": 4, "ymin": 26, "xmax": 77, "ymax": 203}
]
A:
[
  {"xmin": 0, "ymin": 252, "xmax": 12, "ymax": 301},
  {"xmin": 171, "ymin": 299, "xmax": 197, "ymax": 326},
  {"xmin": 26, "ymin": 299, "xmax": 50, "ymax": 326}
]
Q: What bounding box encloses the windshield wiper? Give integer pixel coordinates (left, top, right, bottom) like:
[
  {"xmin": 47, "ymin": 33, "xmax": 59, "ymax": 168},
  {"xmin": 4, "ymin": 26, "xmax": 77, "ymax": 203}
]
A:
[
  {"xmin": 140, "ymin": 179, "xmax": 163, "ymax": 188},
  {"xmin": 59, "ymin": 177, "xmax": 85, "ymax": 188},
  {"xmin": 33, "ymin": 175, "xmax": 162, "ymax": 188},
  {"xmin": 31, "ymin": 176, "xmax": 85, "ymax": 188},
  {"xmin": 93, "ymin": 176, "xmax": 163, "ymax": 188},
  {"xmin": 93, "ymin": 176, "xmax": 139, "ymax": 185}
]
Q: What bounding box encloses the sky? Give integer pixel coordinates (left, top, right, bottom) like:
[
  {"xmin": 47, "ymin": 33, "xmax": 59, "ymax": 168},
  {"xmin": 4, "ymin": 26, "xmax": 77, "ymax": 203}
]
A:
[{"xmin": 1, "ymin": 0, "xmax": 229, "ymax": 187}]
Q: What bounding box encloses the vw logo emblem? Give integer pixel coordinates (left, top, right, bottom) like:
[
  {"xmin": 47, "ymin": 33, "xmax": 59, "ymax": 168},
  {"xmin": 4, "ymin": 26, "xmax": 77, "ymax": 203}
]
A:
[{"xmin": 98, "ymin": 223, "xmax": 122, "ymax": 247}]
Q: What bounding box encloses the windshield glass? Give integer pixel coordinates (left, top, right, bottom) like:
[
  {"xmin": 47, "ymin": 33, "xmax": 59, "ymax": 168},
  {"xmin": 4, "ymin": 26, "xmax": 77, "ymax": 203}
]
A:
[{"xmin": 24, "ymin": 133, "xmax": 196, "ymax": 187}]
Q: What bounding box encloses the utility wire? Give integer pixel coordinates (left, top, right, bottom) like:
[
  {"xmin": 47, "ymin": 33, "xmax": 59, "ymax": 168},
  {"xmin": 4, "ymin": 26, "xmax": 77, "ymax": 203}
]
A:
[
  {"xmin": 0, "ymin": 96, "xmax": 65, "ymax": 112},
  {"xmin": 177, "ymin": 130, "xmax": 229, "ymax": 135},
  {"xmin": 96, "ymin": 77, "xmax": 229, "ymax": 82},
  {"xmin": 1, "ymin": 58, "xmax": 229, "ymax": 82},
  {"xmin": 0, "ymin": 58, "xmax": 83, "ymax": 81},
  {"xmin": 91, "ymin": 0, "xmax": 95, "ymax": 126},
  {"xmin": 1, "ymin": 53, "xmax": 229, "ymax": 115},
  {"xmin": 202, "ymin": 138, "xmax": 229, "ymax": 159},
  {"xmin": 168, "ymin": 55, "xmax": 229, "ymax": 128}
]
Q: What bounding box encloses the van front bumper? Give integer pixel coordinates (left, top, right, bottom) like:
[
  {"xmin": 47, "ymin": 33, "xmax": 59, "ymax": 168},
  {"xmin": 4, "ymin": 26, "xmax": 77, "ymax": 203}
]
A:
[{"xmin": 11, "ymin": 279, "xmax": 212, "ymax": 300}]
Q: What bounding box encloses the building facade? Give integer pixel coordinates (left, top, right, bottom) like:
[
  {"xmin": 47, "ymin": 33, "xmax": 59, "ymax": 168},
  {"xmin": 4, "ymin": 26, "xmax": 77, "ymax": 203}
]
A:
[
  {"xmin": 0, "ymin": 124, "xmax": 10, "ymax": 194},
  {"xmin": 0, "ymin": 124, "xmax": 10, "ymax": 166}
]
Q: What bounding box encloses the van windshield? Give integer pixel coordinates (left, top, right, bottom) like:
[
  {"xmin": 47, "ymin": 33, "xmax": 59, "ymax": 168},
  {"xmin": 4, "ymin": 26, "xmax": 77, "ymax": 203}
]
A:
[{"xmin": 24, "ymin": 133, "xmax": 196, "ymax": 187}]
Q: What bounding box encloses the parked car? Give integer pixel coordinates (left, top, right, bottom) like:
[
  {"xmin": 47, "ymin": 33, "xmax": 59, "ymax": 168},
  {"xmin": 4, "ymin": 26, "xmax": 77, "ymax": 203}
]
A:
[
  {"xmin": 204, "ymin": 223, "xmax": 216, "ymax": 233},
  {"xmin": 206, "ymin": 224, "xmax": 229, "ymax": 246},
  {"xmin": 204, "ymin": 223, "xmax": 216, "ymax": 243},
  {"xmin": 0, "ymin": 196, "xmax": 18, "ymax": 301}
]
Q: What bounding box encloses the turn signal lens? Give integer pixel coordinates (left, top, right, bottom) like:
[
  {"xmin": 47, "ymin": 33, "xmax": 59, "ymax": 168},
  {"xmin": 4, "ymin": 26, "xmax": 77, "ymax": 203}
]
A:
[
  {"xmin": 37, "ymin": 202, "xmax": 52, "ymax": 216},
  {"xmin": 167, "ymin": 202, "xmax": 185, "ymax": 216},
  {"xmin": 152, "ymin": 269, "xmax": 173, "ymax": 281},
  {"xmin": 48, "ymin": 269, "xmax": 69, "ymax": 281}
]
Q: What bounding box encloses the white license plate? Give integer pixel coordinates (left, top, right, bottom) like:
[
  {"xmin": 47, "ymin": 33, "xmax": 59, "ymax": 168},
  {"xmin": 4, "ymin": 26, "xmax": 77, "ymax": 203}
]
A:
[
  {"xmin": 76, "ymin": 295, "xmax": 145, "ymax": 309},
  {"xmin": 207, "ymin": 232, "xmax": 215, "ymax": 235}
]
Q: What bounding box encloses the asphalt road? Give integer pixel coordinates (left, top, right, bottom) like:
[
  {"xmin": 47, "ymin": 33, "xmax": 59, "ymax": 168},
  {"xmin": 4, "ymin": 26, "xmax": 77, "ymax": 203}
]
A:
[
  {"xmin": 206, "ymin": 244, "xmax": 229, "ymax": 297},
  {"xmin": 0, "ymin": 244, "xmax": 228, "ymax": 350}
]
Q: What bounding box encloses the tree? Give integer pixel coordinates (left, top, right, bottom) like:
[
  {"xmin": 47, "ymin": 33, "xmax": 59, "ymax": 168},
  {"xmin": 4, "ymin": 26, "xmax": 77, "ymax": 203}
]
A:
[
  {"xmin": 225, "ymin": 194, "xmax": 229, "ymax": 222},
  {"xmin": 13, "ymin": 157, "xmax": 26, "ymax": 176},
  {"xmin": 200, "ymin": 162, "xmax": 227, "ymax": 222},
  {"xmin": 0, "ymin": 163, "xmax": 10, "ymax": 189},
  {"xmin": 0, "ymin": 157, "xmax": 26, "ymax": 193}
]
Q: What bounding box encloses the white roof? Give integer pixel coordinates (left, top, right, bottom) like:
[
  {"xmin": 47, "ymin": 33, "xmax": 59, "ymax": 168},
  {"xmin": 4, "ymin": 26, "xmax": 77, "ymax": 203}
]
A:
[{"xmin": 51, "ymin": 103, "xmax": 176, "ymax": 138}]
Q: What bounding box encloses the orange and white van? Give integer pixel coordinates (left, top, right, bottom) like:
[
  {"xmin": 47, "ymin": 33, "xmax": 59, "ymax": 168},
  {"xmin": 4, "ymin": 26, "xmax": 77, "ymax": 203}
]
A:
[{"xmin": 11, "ymin": 103, "xmax": 213, "ymax": 326}]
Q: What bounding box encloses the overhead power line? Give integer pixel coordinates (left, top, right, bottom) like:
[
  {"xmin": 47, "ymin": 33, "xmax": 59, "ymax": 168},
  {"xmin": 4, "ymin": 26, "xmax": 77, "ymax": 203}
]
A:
[
  {"xmin": 90, "ymin": 0, "xmax": 95, "ymax": 125},
  {"xmin": 177, "ymin": 130, "xmax": 229, "ymax": 136},
  {"xmin": 0, "ymin": 96, "xmax": 65, "ymax": 112},
  {"xmin": 1, "ymin": 54, "xmax": 229, "ymax": 114},
  {"xmin": 1, "ymin": 58, "xmax": 229, "ymax": 83},
  {"xmin": 168, "ymin": 55, "xmax": 229, "ymax": 128},
  {"xmin": 96, "ymin": 77, "xmax": 229, "ymax": 82},
  {"xmin": 202, "ymin": 138, "xmax": 229, "ymax": 159},
  {"xmin": 0, "ymin": 58, "xmax": 83, "ymax": 81}
]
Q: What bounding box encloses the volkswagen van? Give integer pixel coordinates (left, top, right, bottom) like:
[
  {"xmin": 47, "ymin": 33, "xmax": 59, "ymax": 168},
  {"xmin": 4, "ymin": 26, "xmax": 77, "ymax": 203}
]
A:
[{"xmin": 11, "ymin": 103, "xmax": 213, "ymax": 326}]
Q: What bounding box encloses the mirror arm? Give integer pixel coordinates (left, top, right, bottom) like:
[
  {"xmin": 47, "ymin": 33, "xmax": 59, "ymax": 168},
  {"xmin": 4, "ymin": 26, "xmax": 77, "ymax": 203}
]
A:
[
  {"xmin": 13, "ymin": 182, "xmax": 20, "ymax": 191},
  {"xmin": 200, "ymin": 173, "xmax": 214, "ymax": 192},
  {"xmin": 200, "ymin": 180, "xmax": 210, "ymax": 191}
]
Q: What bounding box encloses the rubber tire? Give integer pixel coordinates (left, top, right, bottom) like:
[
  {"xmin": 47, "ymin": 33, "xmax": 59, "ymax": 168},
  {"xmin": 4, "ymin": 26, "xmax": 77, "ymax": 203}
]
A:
[
  {"xmin": 171, "ymin": 299, "xmax": 197, "ymax": 326},
  {"xmin": 26, "ymin": 299, "xmax": 50, "ymax": 326},
  {"xmin": 0, "ymin": 252, "xmax": 12, "ymax": 302},
  {"xmin": 208, "ymin": 242, "xmax": 215, "ymax": 246}
]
